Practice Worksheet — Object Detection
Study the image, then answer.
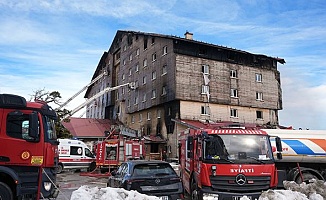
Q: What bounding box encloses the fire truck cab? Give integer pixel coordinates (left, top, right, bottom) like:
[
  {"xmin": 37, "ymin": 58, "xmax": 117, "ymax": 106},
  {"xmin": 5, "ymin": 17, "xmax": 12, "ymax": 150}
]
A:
[
  {"xmin": 179, "ymin": 124, "xmax": 282, "ymax": 200},
  {"xmin": 0, "ymin": 94, "xmax": 59, "ymax": 199}
]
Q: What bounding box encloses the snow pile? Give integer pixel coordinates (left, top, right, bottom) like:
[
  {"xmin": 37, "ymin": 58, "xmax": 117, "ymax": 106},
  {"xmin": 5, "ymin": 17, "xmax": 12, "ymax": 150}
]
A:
[
  {"xmin": 71, "ymin": 179, "xmax": 326, "ymax": 200},
  {"xmin": 71, "ymin": 185, "xmax": 159, "ymax": 200},
  {"xmin": 259, "ymin": 180, "xmax": 326, "ymax": 200}
]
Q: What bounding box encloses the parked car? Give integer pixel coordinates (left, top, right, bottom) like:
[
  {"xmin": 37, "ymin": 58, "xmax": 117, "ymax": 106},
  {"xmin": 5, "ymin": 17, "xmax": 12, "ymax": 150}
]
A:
[{"xmin": 107, "ymin": 160, "xmax": 184, "ymax": 200}]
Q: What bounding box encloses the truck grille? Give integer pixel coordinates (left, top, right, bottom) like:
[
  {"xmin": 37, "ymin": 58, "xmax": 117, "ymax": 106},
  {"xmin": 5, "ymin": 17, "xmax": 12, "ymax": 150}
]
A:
[{"xmin": 210, "ymin": 175, "xmax": 271, "ymax": 192}]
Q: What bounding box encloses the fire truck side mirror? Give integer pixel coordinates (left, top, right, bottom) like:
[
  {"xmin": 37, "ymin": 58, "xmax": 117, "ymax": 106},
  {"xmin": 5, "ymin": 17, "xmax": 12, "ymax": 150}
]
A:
[
  {"xmin": 275, "ymin": 137, "xmax": 282, "ymax": 160},
  {"xmin": 275, "ymin": 137, "xmax": 282, "ymax": 152},
  {"xmin": 28, "ymin": 111, "xmax": 39, "ymax": 141}
]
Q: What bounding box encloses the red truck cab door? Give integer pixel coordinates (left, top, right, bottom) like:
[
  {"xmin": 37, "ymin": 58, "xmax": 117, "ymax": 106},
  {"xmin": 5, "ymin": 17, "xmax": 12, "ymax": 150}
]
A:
[{"xmin": 0, "ymin": 109, "xmax": 46, "ymax": 166}]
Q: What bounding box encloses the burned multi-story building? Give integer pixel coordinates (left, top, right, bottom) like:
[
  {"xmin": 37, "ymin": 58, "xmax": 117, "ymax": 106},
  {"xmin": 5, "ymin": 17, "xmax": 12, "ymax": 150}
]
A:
[{"xmin": 85, "ymin": 30, "xmax": 285, "ymax": 158}]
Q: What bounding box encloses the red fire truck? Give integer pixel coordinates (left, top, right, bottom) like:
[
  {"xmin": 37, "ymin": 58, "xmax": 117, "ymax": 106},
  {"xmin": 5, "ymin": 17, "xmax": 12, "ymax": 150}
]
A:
[
  {"xmin": 95, "ymin": 126, "xmax": 145, "ymax": 172},
  {"xmin": 0, "ymin": 94, "xmax": 59, "ymax": 199},
  {"xmin": 178, "ymin": 122, "xmax": 282, "ymax": 200}
]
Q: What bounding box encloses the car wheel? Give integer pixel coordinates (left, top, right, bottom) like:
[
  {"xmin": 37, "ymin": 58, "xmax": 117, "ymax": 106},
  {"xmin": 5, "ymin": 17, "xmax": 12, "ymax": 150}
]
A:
[
  {"xmin": 0, "ymin": 182, "xmax": 13, "ymax": 200},
  {"xmin": 56, "ymin": 164, "xmax": 63, "ymax": 174}
]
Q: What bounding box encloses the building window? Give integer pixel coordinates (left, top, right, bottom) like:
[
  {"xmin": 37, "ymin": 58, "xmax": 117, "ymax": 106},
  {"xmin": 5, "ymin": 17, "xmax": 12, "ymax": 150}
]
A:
[
  {"xmin": 123, "ymin": 59, "xmax": 126, "ymax": 66},
  {"xmin": 146, "ymin": 126, "xmax": 151, "ymax": 135},
  {"xmin": 152, "ymin": 71, "xmax": 157, "ymax": 80},
  {"xmin": 201, "ymin": 85, "xmax": 209, "ymax": 94},
  {"xmin": 143, "ymin": 59, "xmax": 147, "ymax": 67},
  {"xmin": 273, "ymin": 60, "xmax": 277, "ymax": 67},
  {"xmin": 134, "ymin": 95, "xmax": 138, "ymax": 105},
  {"xmin": 230, "ymin": 70, "xmax": 237, "ymax": 78},
  {"xmin": 256, "ymin": 111, "xmax": 263, "ymax": 119},
  {"xmin": 256, "ymin": 92, "xmax": 263, "ymax": 101},
  {"xmin": 230, "ymin": 108, "xmax": 238, "ymax": 118},
  {"xmin": 151, "ymin": 37, "xmax": 155, "ymax": 44},
  {"xmin": 129, "ymin": 54, "xmax": 133, "ymax": 61},
  {"xmin": 139, "ymin": 113, "xmax": 142, "ymax": 122},
  {"xmin": 115, "ymin": 52, "xmax": 120, "ymax": 60},
  {"xmin": 152, "ymin": 89, "xmax": 156, "ymax": 99},
  {"xmin": 202, "ymin": 64, "xmax": 209, "ymax": 74},
  {"xmin": 163, "ymin": 46, "xmax": 167, "ymax": 55},
  {"xmin": 201, "ymin": 106, "xmax": 210, "ymax": 115},
  {"xmin": 256, "ymin": 73, "xmax": 262, "ymax": 82},
  {"xmin": 123, "ymin": 45, "xmax": 127, "ymax": 51},
  {"xmin": 122, "ymin": 73, "xmax": 125, "ymax": 80},
  {"xmin": 144, "ymin": 38, "xmax": 148, "ymax": 50},
  {"xmin": 157, "ymin": 110, "xmax": 161, "ymax": 118},
  {"xmin": 142, "ymin": 76, "xmax": 146, "ymax": 85},
  {"xmin": 116, "ymin": 91, "xmax": 119, "ymax": 100},
  {"xmin": 152, "ymin": 53, "xmax": 157, "ymax": 62},
  {"xmin": 142, "ymin": 93, "xmax": 146, "ymax": 102},
  {"xmin": 162, "ymin": 86, "xmax": 167, "ymax": 96},
  {"xmin": 122, "ymin": 87, "xmax": 125, "ymax": 94},
  {"xmin": 147, "ymin": 112, "xmax": 151, "ymax": 120},
  {"xmin": 136, "ymin": 48, "xmax": 140, "ymax": 56},
  {"xmin": 162, "ymin": 64, "xmax": 167, "ymax": 75},
  {"xmin": 134, "ymin": 80, "xmax": 139, "ymax": 89},
  {"xmin": 127, "ymin": 99, "xmax": 130, "ymax": 107},
  {"xmin": 129, "ymin": 68, "xmax": 132, "ymax": 76},
  {"xmin": 131, "ymin": 115, "xmax": 135, "ymax": 123},
  {"xmin": 231, "ymin": 89, "xmax": 238, "ymax": 98},
  {"xmin": 135, "ymin": 64, "xmax": 139, "ymax": 72}
]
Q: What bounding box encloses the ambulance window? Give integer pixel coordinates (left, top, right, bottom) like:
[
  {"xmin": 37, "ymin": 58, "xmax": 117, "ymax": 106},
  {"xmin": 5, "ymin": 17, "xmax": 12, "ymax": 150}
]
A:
[
  {"xmin": 85, "ymin": 148, "xmax": 94, "ymax": 158},
  {"xmin": 70, "ymin": 146, "xmax": 82, "ymax": 156}
]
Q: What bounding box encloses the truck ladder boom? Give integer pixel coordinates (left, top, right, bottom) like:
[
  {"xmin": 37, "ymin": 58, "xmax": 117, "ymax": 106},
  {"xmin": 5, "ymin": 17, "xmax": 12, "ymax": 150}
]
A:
[
  {"xmin": 58, "ymin": 71, "xmax": 108, "ymax": 110},
  {"xmin": 63, "ymin": 82, "xmax": 131, "ymax": 120}
]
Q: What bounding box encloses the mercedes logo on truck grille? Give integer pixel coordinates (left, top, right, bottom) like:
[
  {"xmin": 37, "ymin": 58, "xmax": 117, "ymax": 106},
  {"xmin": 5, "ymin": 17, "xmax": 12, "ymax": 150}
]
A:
[
  {"xmin": 155, "ymin": 178, "xmax": 161, "ymax": 184},
  {"xmin": 235, "ymin": 174, "xmax": 246, "ymax": 185}
]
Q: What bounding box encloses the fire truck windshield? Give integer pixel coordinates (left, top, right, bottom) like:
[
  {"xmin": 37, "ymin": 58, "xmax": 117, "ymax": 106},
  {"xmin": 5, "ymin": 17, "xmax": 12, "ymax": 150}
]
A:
[{"xmin": 203, "ymin": 134, "xmax": 273, "ymax": 163}]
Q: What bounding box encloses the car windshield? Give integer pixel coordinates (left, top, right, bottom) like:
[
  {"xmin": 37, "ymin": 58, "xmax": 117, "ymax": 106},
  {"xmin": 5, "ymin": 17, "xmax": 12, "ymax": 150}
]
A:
[
  {"xmin": 133, "ymin": 163, "xmax": 176, "ymax": 176},
  {"xmin": 203, "ymin": 134, "xmax": 273, "ymax": 163}
]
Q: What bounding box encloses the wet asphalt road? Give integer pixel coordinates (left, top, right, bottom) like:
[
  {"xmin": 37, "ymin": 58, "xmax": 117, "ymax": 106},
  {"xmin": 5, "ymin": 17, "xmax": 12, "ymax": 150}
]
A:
[
  {"xmin": 56, "ymin": 170, "xmax": 108, "ymax": 200},
  {"xmin": 55, "ymin": 170, "xmax": 190, "ymax": 200}
]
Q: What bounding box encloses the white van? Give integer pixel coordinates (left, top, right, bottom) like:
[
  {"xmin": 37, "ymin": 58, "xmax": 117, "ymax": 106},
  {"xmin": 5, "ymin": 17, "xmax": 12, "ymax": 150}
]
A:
[{"xmin": 57, "ymin": 139, "xmax": 96, "ymax": 173}]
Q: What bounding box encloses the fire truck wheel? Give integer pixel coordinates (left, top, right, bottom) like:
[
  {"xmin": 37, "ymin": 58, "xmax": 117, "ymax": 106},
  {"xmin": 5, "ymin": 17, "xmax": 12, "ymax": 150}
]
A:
[
  {"xmin": 0, "ymin": 182, "xmax": 13, "ymax": 200},
  {"xmin": 191, "ymin": 179, "xmax": 202, "ymax": 200},
  {"xmin": 56, "ymin": 164, "xmax": 63, "ymax": 174},
  {"xmin": 295, "ymin": 172, "xmax": 319, "ymax": 184}
]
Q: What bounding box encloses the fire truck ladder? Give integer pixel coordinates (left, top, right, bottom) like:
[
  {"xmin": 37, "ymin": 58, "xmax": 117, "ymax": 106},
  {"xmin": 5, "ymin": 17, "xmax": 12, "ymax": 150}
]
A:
[{"xmin": 58, "ymin": 70, "xmax": 108, "ymax": 110}]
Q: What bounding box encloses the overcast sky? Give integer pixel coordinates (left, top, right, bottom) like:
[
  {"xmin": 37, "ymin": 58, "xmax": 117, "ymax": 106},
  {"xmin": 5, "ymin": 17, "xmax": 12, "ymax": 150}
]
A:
[{"xmin": 0, "ymin": 0, "xmax": 325, "ymax": 130}]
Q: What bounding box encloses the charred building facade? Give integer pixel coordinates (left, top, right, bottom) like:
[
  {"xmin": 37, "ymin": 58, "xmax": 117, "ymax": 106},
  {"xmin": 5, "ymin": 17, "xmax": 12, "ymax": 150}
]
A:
[{"xmin": 85, "ymin": 30, "xmax": 285, "ymax": 158}]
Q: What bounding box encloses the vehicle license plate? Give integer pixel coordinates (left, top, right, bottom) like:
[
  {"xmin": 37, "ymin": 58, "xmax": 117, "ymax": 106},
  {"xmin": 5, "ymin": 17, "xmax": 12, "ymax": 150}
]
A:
[
  {"xmin": 159, "ymin": 196, "xmax": 168, "ymax": 200},
  {"xmin": 232, "ymin": 196, "xmax": 251, "ymax": 200}
]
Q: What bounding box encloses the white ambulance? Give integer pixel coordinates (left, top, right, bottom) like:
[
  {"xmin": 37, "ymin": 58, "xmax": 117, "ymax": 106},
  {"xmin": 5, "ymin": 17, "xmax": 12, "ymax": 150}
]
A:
[{"xmin": 57, "ymin": 138, "xmax": 96, "ymax": 173}]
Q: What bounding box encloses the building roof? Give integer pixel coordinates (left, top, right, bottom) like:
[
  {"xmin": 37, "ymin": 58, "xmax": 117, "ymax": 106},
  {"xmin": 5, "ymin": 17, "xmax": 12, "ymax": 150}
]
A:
[
  {"xmin": 111, "ymin": 30, "xmax": 286, "ymax": 64},
  {"xmin": 62, "ymin": 117, "xmax": 113, "ymax": 139}
]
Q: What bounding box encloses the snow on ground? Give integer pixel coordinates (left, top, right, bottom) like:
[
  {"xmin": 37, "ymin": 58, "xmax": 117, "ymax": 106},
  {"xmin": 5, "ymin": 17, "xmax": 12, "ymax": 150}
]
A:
[
  {"xmin": 71, "ymin": 186, "xmax": 160, "ymax": 200},
  {"xmin": 70, "ymin": 180, "xmax": 326, "ymax": 200}
]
